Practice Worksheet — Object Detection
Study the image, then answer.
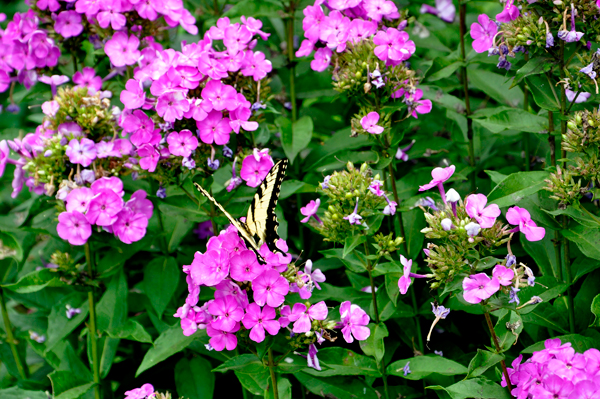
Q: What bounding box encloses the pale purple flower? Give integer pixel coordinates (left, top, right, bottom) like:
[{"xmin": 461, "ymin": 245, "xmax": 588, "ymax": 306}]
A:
[
  {"xmin": 395, "ymin": 140, "xmax": 415, "ymax": 161},
  {"xmin": 57, "ymin": 211, "xmax": 92, "ymax": 246},
  {"xmin": 307, "ymin": 343, "xmax": 321, "ymax": 371},
  {"xmin": 441, "ymin": 218, "xmax": 453, "ymax": 231},
  {"xmin": 66, "ymin": 138, "xmax": 96, "ymax": 167},
  {"xmin": 506, "ymin": 206, "xmax": 546, "ymax": 242},
  {"xmin": 104, "ymin": 32, "xmax": 141, "ymax": 67},
  {"xmin": 403, "ymin": 361, "xmax": 411, "ymax": 376},
  {"xmin": 242, "ymin": 303, "xmax": 280, "ymax": 343},
  {"xmin": 29, "ymin": 331, "xmax": 46, "ymax": 343},
  {"xmin": 470, "ymin": 14, "xmax": 498, "ymax": 53},
  {"xmin": 65, "ymin": 305, "xmax": 81, "ymax": 319},
  {"xmin": 301, "ymin": 199, "xmax": 322, "ymax": 223},
  {"xmin": 343, "ymin": 198, "xmax": 363, "ymax": 225},
  {"xmin": 465, "ymin": 194, "xmax": 501, "ymax": 229},
  {"xmin": 54, "ymin": 11, "xmax": 83, "ymax": 38},
  {"xmin": 465, "ymin": 222, "xmax": 481, "ymax": 237},
  {"xmin": 383, "ymin": 194, "xmax": 397, "ymax": 216},
  {"xmin": 566, "ymin": 89, "xmax": 591, "ymax": 103},
  {"xmin": 321, "ymin": 175, "xmax": 331, "ymax": 190},
  {"xmin": 492, "ymin": 265, "xmax": 514, "ymax": 286},
  {"xmin": 420, "ymin": 0, "xmax": 456, "ymax": 23},
  {"xmin": 418, "ymin": 165, "xmax": 455, "ymax": 203},
  {"xmin": 558, "ymin": 4, "xmax": 584, "ymax": 43},
  {"xmin": 226, "ymin": 158, "xmax": 243, "ymax": 192},
  {"xmin": 339, "ymin": 301, "xmax": 370, "ymax": 343},
  {"xmin": 252, "ymin": 269, "xmax": 289, "ymax": 307},
  {"xmin": 462, "ymin": 273, "xmax": 500, "ymax": 304},
  {"xmin": 39, "ymin": 75, "xmax": 69, "ymax": 97},
  {"xmin": 509, "ymin": 287, "xmax": 520, "ymax": 305}
]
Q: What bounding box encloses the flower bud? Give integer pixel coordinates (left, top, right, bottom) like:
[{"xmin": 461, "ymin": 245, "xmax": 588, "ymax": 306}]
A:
[
  {"xmin": 446, "ymin": 188, "xmax": 460, "ymax": 203},
  {"xmin": 360, "ymin": 163, "xmax": 368, "ymax": 173},
  {"xmin": 465, "ymin": 222, "xmax": 481, "ymax": 237},
  {"xmin": 567, "ymin": 121, "xmax": 577, "ymax": 131},
  {"xmin": 441, "ymin": 218, "xmax": 453, "ymax": 231},
  {"xmin": 588, "ymin": 119, "xmax": 595, "ymax": 127}
]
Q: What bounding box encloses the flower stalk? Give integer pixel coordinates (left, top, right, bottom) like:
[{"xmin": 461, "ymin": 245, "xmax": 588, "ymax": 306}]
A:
[
  {"xmin": 267, "ymin": 348, "xmax": 279, "ymax": 399},
  {"xmin": 286, "ymin": 1, "xmax": 298, "ymax": 122},
  {"xmin": 459, "ymin": 1, "xmax": 476, "ymax": 192},
  {"xmin": 0, "ymin": 288, "xmax": 27, "ymax": 379},
  {"xmin": 483, "ymin": 311, "xmax": 513, "ymax": 395},
  {"xmin": 85, "ymin": 242, "xmax": 101, "ymax": 399}
]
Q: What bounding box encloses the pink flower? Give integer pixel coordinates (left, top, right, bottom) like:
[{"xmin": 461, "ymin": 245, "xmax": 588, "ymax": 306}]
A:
[
  {"xmin": 57, "ymin": 211, "xmax": 92, "ymax": 246},
  {"xmin": 373, "ymin": 28, "xmax": 415, "ymax": 63},
  {"xmin": 124, "ymin": 383, "xmax": 155, "ymax": 399},
  {"xmin": 66, "ymin": 138, "xmax": 97, "ymax": 167},
  {"xmin": 156, "ymin": 91, "xmax": 190, "ymax": 122},
  {"xmin": 86, "ymin": 189, "xmax": 124, "ymax": 226},
  {"xmin": 288, "ymin": 301, "xmax": 328, "ymax": 333},
  {"xmin": 462, "ymin": 273, "xmax": 500, "ymax": 304},
  {"xmin": 418, "ymin": 165, "xmax": 455, "ymax": 203},
  {"xmin": 37, "ymin": 0, "xmax": 60, "ymax": 12},
  {"xmin": 73, "ymin": 67, "xmax": 102, "ymax": 94},
  {"xmin": 197, "ymin": 111, "xmax": 232, "ymax": 145},
  {"xmin": 242, "ymin": 303, "xmax": 280, "ymax": 343},
  {"xmin": 398, "ymin": 255, "xmax": 413, "ymax": 295},
  {"xmin": 137, "ymin": 144, "xmax": 160, "ymax": 173},
  {"xmin": 54, "ymin": 11, "xmax": 83, "ymax": 38},
  {"xmin": 296, "ymin": 40, "xmax": 314, "ymax": 57},
  {"xmin": 252, "ymin": 269, "xmax": 289, "ymax": 307},
  {"xmin": 302, "ymin": 5, "xmax": 326, "ymax": 43},
  {"xmin": 65, "ymin": 187, "xmax": 94, "ymax": 213},
  {"xmin": 311, "ymin": 47, "xmax": 332, "ymax": 72},
  {"xmin": 104, "ymin": 32, "xmax": 141, "ymax": 67},
  {"xmin": 420, "ymin": 0, "xmax": 456, "ymax": 23},
  {"xmin": 360, "ymin": 112, "xmax": 384, "ymax": 134},
  {"xmin": 208, "ymin": 295, "xmax": 244, "ymax": 332},
  {"xmin": 364, "ymin": 0, "xmax": 398, "ymax": 21},
  {"xmin": 496, "ymin": 0, "xmax": 520, "ymax": 23},
  {"xmin": 223, "ymin": 25, "xmax": 253, "ymax": 55},
  {"xmin": 239, "ymin": 152, "xmax": 274, "ymax": 187},
  {"xmin": 343, "ymin": 198, "xmax": 363, "ymax": 225},
  {"xmin": 120, "ymin": 79, "xmax": 146, "ymax": 110},
  {"xmin": 75, "ymin": 0, "xmax": 102, "ymax": 16},
  {"xmin": 202, "ymin": 80, "xmax": 238, "ymax": 112},
  {"xmin": 506, "ymin": 206, "xmax": 546, "ymax": 242},
  {"xmin": 113, "ymin": 209, "xmax": 148, "ymax": 244},
  {"xmin": 206, "ymin": 323, "xmax": 239, "ymax": 351},
  {"xmin": 300, "ymin": 199, "xmax": 321, "ymax": 223},
  {"xmin": 42, "ymin": 101, "xmax": 59, "ymax": 117},
  {"xmin": 407, "ymin": 90, "xmax": 433, "ymax": 118},
  {"xmin": 97, "ymin": 0, "xmax": 126, "ymax": 30},
  {"xmin": 229, "ymin": 107, "xmax": 259, "ymax": 134},
  {"xmin": 91, "ymin": 176, "xmax": 124, "ymax": 197},
  {"xmin": 230, "ymin": 250, "xmax": 263, "ymax": 282},
  {"xmin": 492, "ymin": 265, "xmax": 514, "ymax": 286},
  {"xmin": 339, "ymin": 301, "xmax": 370, "ymax": 343},
  {"xmin": 241, "ymin": 51, "xmax": 272, "ymax": 81},
  {"xmin": 190, "ymin": 249, "xmax": 230, "ymax": 287},
  {"xmin": 125, "ymin": 190, "xmax": 153, "ymax": 219},
  {"xmin": 465, "ymin": 194, "xmax": 501, "ymax": 229},
  {"xmin": 470, "ymin": 14, "xmax": 498, "ymax": 53},
  {"xmin": 167, "ymin": 129, "xmax": 198, "ymax": 157}
]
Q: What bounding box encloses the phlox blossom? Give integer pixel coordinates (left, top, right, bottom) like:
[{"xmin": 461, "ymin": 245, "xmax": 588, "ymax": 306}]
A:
[
  {"xmin": 197, "ymin": 111, "xmax": 232, "ymax": 145},
  {"xmin": 206, "ymin": 323, "xmax": 239, "ymax": 351},
  {"xmin": 104, "ymin": 32, "xmax": 141, "ymax": 67},
  {"xmin": 167, "ymin": 130, "xmax": 198, "ymax": 157},
  {"xmin": 66, "ymin": 138, "xmax": 96, "ymax": 167},
  {"xmin": 208, "ymin": 295, "xmax": 244, "ymax": 332},
  {"xmin": 288, "ymin": 301, "xmax": 328, "ymax": 333},
  {"xmin": 470, "ymin": 14, "xmax": 498, "ymax": 53},
  {"xmin": 229, "ymin": 250, "xmax": 263, "ymax": 282},
  {"xmin": 190, "ymin": 249, "xmax": 230, "ymax": 286},
  {"xmin": 54, "ymin": 11, "xmax": 83, "ymax": 38},
  {"xmin": 252, "ymin": 269, "xmax": 289, "ymax": 307},
  {"xmin": 300, "ymin": 199, "xmax": 321, "ymax": 223},
  {"xmin": 242, "ymin": 303, "xmax": 280, "ymax": 343},
  {"xmin": 239, "ymin": 152, "xmax": 274, "ymax": 187},
  {"xmin": 113, "ymin": 209, "xmax": 148, "ymax": 244},
  {"xmin": 465, "ymin": 194, "xmax": 500, "ymax": 229},
  {"xmin": 361, "ymin": 112, "xmax": 384, "ymax": 134},
  {"xmin": 311, "ymin": 47, "xmax": 332, "ymax": 72},
  {"xmin": 373, "ymin": 28, "xmax": 415, "ymax": 63},
  {"xmin": 462, "ymin": 273, "xmax": 500, "ymax": 304},
  {"xmin": 339, "ymin": 301, "xmax": 370, "ymax": 343},
  {"xmin": 506, "ymin": 206, "xmax": 545, "ymax": 242},
  {"xmin": 57, "ymin": 211, "xmax": 92, "ymax": 246},
  {"xmin": 492, "ymin": 265, "xmax": 514, "ymax": 286},
  {"xmin": 86, "ymin": 189, "xmax": 124, "ymax": 226}
]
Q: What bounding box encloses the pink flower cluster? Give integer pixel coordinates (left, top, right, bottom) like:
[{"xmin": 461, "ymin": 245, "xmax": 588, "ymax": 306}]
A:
[
  {"xmin": 462, "ymin": 265, "xmax": 513, "ymax": 304},
  {"xmin": 296, "ymin": 0, "xmax": 414, "ymax": 72},
  {"xmin": 174, "ymin": 224, "xmax": 370, "ymax": 352},
  {"xmin": 0, "ymin": 10, "xmax": 61, "ymax": 93},
  {"xmin": 57, "ymin": 177, "xmax": 153, "ymax": 246},
  {"xmin": 503, "ymin": 339, "xmax": 600, "ymax": 399}
]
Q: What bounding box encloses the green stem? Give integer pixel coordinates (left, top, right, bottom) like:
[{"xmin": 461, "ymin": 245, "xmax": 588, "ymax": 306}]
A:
[
  {"xmin": 484, "ymin": 312, "xmax": 513, "ymax": 395},
  {"xmin": 208, "ymin": 189, "xmax": 219, "ymax": 237},
  {"xmin": 459, "ymin": 1, "xmax": 475, "ymax": 192},
  {"xmin": 0, "ymin": 288, "xmax": 27, "ymax": 379},
  {"xmin": 84, "ymin": 242, "xmax": 101, "ymax": 399},
  {"xmin": 548, "ymin": 111, "xmax": 562, "ymax": 280},
  {"xmin": 286, "ymin": 2, "xmax": 297, "ymax": 122},
  {"xmin": 562, "ymin": 216, "xmax": 575, "ymax": 333},
  {"xmin": 267, "ymin": 348, "xmax": 279, "ymax": 399},
  {"xmin": 181, "ymin": 185, "xmax": 200, "ymax": 206},
  {"xmin": 523, "ymin": 70, "xmax": 530, "ymax": 171},
  {"xmin": 155, "ymin": 203, "xmax": 169, "ymax": 254}
]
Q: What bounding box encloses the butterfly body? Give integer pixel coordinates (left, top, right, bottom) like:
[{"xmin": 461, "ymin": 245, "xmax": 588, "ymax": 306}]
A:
[{"xmin": 194, "ymin": 159, "xmax": 288, "ymax": 261}]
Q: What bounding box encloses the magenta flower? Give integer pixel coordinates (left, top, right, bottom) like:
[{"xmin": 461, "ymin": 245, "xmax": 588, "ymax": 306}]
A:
[
  {"xmin": 208, "ymin": 295, "xmax": 244, "ymax": 332},
  {"xmin": 408, "ymin": 90, "xmax": 433, "ymax": 118},
  {"xmin": 229, "ymin": 107, "xmax": 259, "ymax": 133},
  {"xmin": 420, "ymin": 0, "xmax": 456, "ymax": 23},
  {"xmin": 66, "ymin": 138, "xmax": 97, "ymax": 167},
  {"xmin": 300, "ymin": 199, "xmax": 322, "ymax": 224},
  {"xmin": 125, "ymin": 190, "xmax": 153, "ymax": 219},
  {"xmin": 206, "ymin": 323, "xmax": 239, "ymax": 351},
  {"xmin": 202, "ymin": 80, "xmax": 238, "ymax": 112},
  {"xmin": 97, "ymin": 1, "xmax": 126, "ymax": 30},
  {"xmin": 506, "ymin": 206, "xmax": 546, "ymax": 242},
  {"xmin": 302, "ymin": 5, "xmax": 325, "ymax": 43},
  {"xmin": 398, "ymin": 255, "xmax": 414, "ymax": 295},
  {"xmin": 156, "ymin": 91, "xmax": 190, "ymax": 122},
  {"xmin": 373, "ymin": 28, "xmax": 415, "ymax": 63},
  {"xmin": 104, "ymin": 32, "xmax": 141, "ymax": 67},
  {"xmin": 54, "ymin": 11, "xmax": 83, "ymax": 38},
  {"xmin": 73, "ymin": 67, "xmax": 102, "ymax": 94},
  {"xmin": 311, "ymin": 47, "xmax": 332, "ymax": 72},
  {"xmin": 230, "ymin": 250, "xmax": 263, "ymax": 282},
  {"xmin": 288, "ymin": 301, "xmax": 328, "ymax": 333},
  {"xmin": 57, "ymin": 211, "xmax": 92, "ymax": 246},
  {"xmin": 197, "ymin": 110, "xmax": 232, "ymax": 145},
  {"xmin": 190, "ymin": 249, "xmax": 230, "ymax": 287},
  {"xmin": 364, "ymin": 0, "xmax": 398, "ymax": 21},
  {"xmin": 241, "ymin": 51, "xmax": 272, "ymax": 81},
  {"xmin": 470, "ymin": 14, "xmax": 498, "ymax": 53},
  {"xmin": 65, "ymin": 187, "xmax": 94, "ymax": 214},
  {"xmin": 86, "ymin": 189, "xmax": 124, "ymax": 226},
  {"xmin": 113, "ymin": 209, "xmax": 148, "ymax": 244},
  {"xmin": 252, "ymin": 269, "xmax": 289, "ymax": 307},
  {"xmin": 418, "ymin": 165, "xmax": 455, "ymax": 203},
  {"xmin": 91, "ymin": 176, "xmax": 124, "ymax": 197},
  {"xmin": 360, "ymin": 112, "xmax": 384, "ymax": 134},
  {"xmin": 167, "ymin": 130, "xmax": 198, "ymax": 158},
  {"xmin": 124, "ymin": 383, "xmax": 155, "ymax": 399},
  {"xmin": 496, "ymin": 0, "xmax": 520, "ymax": 23},
  {"xmin": 296, "ymin": 40, "xmax": 314, "ymax": 57},
  {"xmin": 242, "ymin": 303, "xmax": 280, "ymax": 343},
  {"xmin": 239, "ymin": 152, "xmax": 274, "ymax": 188},
  {"xmin": 339, "ymin": 301, "xmax": 370, "ymax": 343},
  {"xmin": 37, "ymin": 0, "xmax": 60, "ymax": 11},
  {"xmin": 465, "ymin": 194, "xmax": 501, "ymax": 229},
  {"xmin": 137, "ymin": 144, "xmax": 160, "ymax": 173},
  {"xmin": 462, "ymin": 273, "xmax": 500, "ymax": 304},
  {"xmin": 343, "ymin": 198, "xmax": 363, "ymax": 225},
  {"xmin": 492, "ymin": 265, "xmax": 514, "ymax": 286},
  {"xmin": 120, "ymin": 79, "xmax": 146, "ymax": 110}
]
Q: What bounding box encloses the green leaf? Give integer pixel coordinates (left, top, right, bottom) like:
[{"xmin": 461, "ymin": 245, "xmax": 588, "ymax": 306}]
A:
[
  {"xmin": 0, "ymin": 387, "xmax": 48, "ymax": 399},
  {"xmin": 321, "ymin": 248, "xmax": 367, "ymax": 273},
  {"xmin": 387, "ymin": 355, "xmax": 468, "ymax": 380},
  {"xmin": 107, "ymin": 320, "xmax": 153, "ymax": 343},
  {"xmin": 466, "ymin": 349, "xmax": 504, "ymax": 379},
  {"xmin": 135, "ymin": 325, "xmax": 200, "ymax": 376},
  {"xmin": 512, "ymin": 57, "xmax": 551, "ymax": 87},
  {"xmin": 0, "ymin": 232, "xmax": 23, "ymax": 261},
  {"xmin": 494, "ymin": 311, "xmax": 523, "ymax": 352},
  {"xmin": 277, "ymin": 115, "xmax": 313, "ymax": 164},
  {"xmin": 295, "ymin": 372, "xmax": 379, "ymax": 399},
  {"xmin": 213, "ymin": 354, "xmax": 265, "ymax": 374},
  {"xmin": 175, "ymin": 357, "xmax": 215, "ymax": 399},
  {"xmin": 359, "ymin": 323, "xmax": 388, "ymax": 363},
  {"xmin": 487, "ymin": 171, "xmax": 550, "ymax": 207},
  {"xmin": 472, "ymin": 107, "xmax": 548, "ymax": 134},
  {"xmin": 343, "ymin": 235, "xmax": 366, "ymax": 258},
  {"xmin": 143, "ymin": 256, "xmax": 179, "ymax": 317},
  {"xmin": 49, "ymin": 370, "xmax": 94, "ymax": 399},
  {"xmin": 265, "ymin": 377, "xmax": 292, "ymax": 399},
  {"xmin": 98, "ymin": 336, "xmax": 120, "ymax": 379},
  {"xmin": 45, "ymin": 292, "xmax": 89, "ymax": 353},
  {"xmin": 96, "ymin": 271, "xmax": 128, "ymax": 332},
  {"xmin": 223, "ymin": 0, "xmax": 283, "ymax": 18},
  {"xmin": 525, "ymin": 75, "xmax": 560, "ymax": 111},
  {"xmin": 561, "ymin": 226, "xmax": 600, "ymax": 260},
  {"xmin": 2, "ymin": 268, "xmax": 67, "ymax": 293},
  {"xmin": 428, "ymin": 377, "xmax": 511, "ymax": 399},
  {"xmin": 301, "ymin": 347, "xmax": 381, "ymax": 377},
  {"xmin": 235, "ymin": 370, "xmax": 269, "ymax": 395},
  {"xmin": 520, "ymin": 302, "xmax": 569, "ymax": 334},
  {"xmin": 592, "ymin": 294, "xmax": 600, "ymax": 327},
  {"xmin": 522, "ymin": 333, "xmax": 600, "ymax": 353},
  {"xmin": 424, "ymin": 57, "xmax": 463, "ymax": 82},
  {"xmin": 521, "ymin": 234, "xmax": 559, "ymax": 278},
  {"xmin": 469, "ymin": 69, "xmax": 523, "ymax": 107}
]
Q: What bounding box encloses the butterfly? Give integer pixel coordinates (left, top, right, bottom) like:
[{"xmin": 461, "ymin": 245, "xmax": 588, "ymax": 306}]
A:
[{"xmin": 194, "ymin": 159, "xmax": 289, "ymax": 262}]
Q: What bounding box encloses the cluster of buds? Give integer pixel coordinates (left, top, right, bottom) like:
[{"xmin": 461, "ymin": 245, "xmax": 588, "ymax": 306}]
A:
[{"xmin": 373, "ymin": 233, "xmax": 404, "ymax": 256}]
